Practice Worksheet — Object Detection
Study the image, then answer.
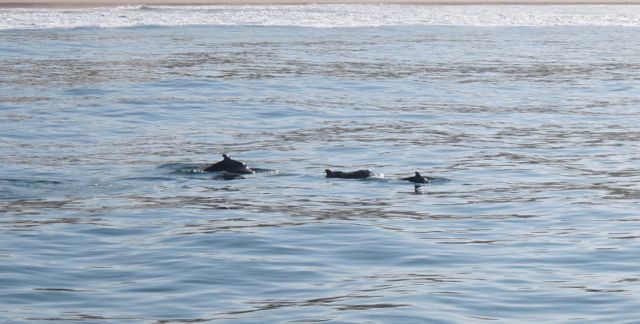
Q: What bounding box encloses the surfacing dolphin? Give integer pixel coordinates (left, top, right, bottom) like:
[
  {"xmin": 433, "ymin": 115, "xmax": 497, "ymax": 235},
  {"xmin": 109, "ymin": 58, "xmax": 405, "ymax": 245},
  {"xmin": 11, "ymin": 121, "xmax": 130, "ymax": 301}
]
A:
[
  {"xmin": 204, "ymin": 154, "xmax": 254, "ymax": 174},
  {"xmin": 325, "ymin": 169, "xmax": 373, "ymax": 179},
  {"xmin": 402, "ymin": 171, "xmax": 429, "ymax": 184}
]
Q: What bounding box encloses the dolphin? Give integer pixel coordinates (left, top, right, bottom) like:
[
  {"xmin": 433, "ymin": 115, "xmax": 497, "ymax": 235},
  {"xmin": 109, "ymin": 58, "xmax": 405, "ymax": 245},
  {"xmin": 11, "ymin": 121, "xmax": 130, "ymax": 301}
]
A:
[
  {"xmin": 325, "ymin": 169, "xmax": 373, "ymax": 179},
  {"xmin": 204, "ymin": 154, "xmax": 254, "ymax": 174},
  {"xmin": 402, "ymin": 171, "xmax": 429, "ymax": 184}
]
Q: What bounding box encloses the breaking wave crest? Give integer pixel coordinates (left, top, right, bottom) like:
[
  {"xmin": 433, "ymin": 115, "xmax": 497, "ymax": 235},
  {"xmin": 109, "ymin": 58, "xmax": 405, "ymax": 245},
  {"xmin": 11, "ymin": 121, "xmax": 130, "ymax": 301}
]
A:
[{"xmin": 2, "ymin": 4, "xmax": 640, "ymax": 30}]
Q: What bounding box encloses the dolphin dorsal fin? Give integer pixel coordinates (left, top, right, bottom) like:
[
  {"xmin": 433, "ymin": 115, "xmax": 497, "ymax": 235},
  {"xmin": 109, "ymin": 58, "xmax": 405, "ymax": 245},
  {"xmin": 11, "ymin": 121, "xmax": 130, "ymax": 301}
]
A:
[
  {"xmin": 415, "ymin": 171, "xmax": 421, "ymax": 177},
  {"xmin": 222, "ymin": 154, "xmax": 230, "ymax": 160}
]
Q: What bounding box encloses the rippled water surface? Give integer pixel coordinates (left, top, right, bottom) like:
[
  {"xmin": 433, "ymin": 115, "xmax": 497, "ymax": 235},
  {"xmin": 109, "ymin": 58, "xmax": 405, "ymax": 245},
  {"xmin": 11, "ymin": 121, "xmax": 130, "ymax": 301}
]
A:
[{"xmin": 2, "ymin": 7, "xmax": 640, "ymax": 322}]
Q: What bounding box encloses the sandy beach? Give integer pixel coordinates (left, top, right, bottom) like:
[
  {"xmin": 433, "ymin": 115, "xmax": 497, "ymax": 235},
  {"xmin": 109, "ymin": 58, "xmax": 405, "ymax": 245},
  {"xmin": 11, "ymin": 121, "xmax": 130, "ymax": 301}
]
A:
[{"xmin": 2, "ymin": 0, "xmax": 640, "ymax": 8}]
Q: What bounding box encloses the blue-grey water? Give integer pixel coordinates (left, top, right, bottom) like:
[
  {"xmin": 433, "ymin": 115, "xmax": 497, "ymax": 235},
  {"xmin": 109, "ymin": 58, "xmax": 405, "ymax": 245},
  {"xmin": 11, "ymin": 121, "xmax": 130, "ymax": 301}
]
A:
[{"xmin": 2, "ymin": 7, "xmax": 640, "ymax": 322}]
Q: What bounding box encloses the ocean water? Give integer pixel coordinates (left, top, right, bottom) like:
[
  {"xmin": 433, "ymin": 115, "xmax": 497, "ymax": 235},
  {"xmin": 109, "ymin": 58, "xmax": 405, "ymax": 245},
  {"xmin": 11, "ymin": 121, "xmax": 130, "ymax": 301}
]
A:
[{"xmin": 1, "ymin": 4, "xmax": 640, "ymax": 323}]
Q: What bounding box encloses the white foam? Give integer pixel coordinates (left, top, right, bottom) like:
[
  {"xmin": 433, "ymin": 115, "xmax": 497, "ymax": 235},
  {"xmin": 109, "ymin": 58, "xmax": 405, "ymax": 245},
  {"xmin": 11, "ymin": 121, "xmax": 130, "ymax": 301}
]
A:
[{"xmin": 2, "ymin": 4, "xmax": 640, "ymax": 30}]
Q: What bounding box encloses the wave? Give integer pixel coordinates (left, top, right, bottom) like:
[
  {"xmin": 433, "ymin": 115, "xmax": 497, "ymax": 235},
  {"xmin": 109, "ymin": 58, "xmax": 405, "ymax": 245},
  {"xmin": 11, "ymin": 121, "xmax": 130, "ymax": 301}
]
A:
[{"xmin": 2, "ymin": 4, "xmax": 640, "ymax": 30}]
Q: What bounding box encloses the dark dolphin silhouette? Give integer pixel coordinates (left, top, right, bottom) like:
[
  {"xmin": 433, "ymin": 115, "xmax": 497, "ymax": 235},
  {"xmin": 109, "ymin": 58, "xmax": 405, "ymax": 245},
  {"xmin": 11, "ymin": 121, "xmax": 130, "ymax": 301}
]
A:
[
  {"xmin": 204, "ymin": 154, "xmax": 254, "ymax": 174},
  {"xmin": 402, "ymin": 171, "xmax": 429, "ymax": 184},
  {"xmin": 325, "ymin": 169, "xmax": 373, "ymax": 179}
]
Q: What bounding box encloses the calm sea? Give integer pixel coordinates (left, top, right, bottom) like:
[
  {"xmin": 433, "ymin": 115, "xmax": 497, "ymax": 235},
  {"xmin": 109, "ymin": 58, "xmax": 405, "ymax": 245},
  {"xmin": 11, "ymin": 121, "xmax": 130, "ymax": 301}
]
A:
[{"xmin": 1, "ymin": 4, "xmax": 640, "ymax": 323}]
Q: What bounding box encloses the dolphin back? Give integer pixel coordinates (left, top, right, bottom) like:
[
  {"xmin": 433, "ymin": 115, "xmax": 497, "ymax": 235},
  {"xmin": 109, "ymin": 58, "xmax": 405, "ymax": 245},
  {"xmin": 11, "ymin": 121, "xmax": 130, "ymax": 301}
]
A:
[
  {"xmin": 325, "ymin": 169, "xmax": 372, "ymax": 179},
  {"xmin": 204, "ymin": 154, "xmax": 254, "ymax": 174}
]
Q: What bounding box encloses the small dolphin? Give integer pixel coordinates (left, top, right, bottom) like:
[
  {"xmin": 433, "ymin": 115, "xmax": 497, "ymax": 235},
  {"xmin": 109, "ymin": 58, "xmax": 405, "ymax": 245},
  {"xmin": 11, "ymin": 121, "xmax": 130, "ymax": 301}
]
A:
[
  {"xmin": 402, "ymin": 171, "xmax": 429, "ymax": 184},
  {"xmin": 204, "ymin": 154, "xmax": 254, "ymax": 174},
  {"xmin": 325, "ymin": 169, "xmax": 373, "ymax": 179}
]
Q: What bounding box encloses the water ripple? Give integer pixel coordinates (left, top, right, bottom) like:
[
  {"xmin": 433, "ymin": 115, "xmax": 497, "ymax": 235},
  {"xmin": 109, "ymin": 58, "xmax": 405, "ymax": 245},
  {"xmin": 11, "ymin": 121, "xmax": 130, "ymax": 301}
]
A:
[{"xmin": 1, "ymin": 23, "xmax": 640, "ymax": 323}]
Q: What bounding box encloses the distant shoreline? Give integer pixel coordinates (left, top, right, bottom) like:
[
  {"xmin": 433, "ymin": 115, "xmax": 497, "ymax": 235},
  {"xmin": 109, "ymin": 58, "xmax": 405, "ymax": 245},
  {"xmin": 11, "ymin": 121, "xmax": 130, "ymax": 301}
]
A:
[{"xmin": 2, "ymin": 0, "xmax": 640, "ymax": 8}]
